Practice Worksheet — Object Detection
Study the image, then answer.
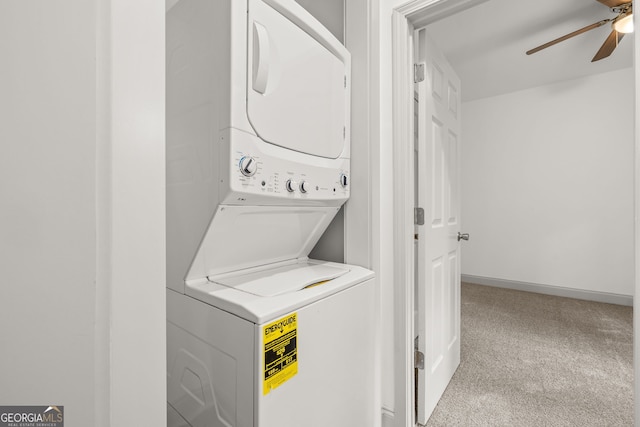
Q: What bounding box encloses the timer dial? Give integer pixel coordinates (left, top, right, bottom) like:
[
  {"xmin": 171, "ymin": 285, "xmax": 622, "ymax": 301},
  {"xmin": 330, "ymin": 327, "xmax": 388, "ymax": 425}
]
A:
[{"xmin": 239, "ymin": 156, "xmax": 257, "ymax": 177}]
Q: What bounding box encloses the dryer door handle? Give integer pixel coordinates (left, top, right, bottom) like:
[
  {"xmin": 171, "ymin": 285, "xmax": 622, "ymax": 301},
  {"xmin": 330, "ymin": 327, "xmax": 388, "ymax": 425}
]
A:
[{"xmin": 252, "ymin": 22, "xmax": 270, "ymax": 94}]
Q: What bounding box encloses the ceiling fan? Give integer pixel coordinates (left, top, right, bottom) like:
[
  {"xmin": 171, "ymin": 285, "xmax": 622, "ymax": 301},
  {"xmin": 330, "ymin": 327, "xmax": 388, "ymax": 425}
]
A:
[{"xmin": 526, "ymin": 0, "xmax": 633, "ymax": 62}]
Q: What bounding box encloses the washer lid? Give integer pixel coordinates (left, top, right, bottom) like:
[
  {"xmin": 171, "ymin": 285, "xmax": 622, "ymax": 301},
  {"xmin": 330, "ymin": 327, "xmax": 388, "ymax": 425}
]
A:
[
  {"xmin": 247, "ymin": 0, "xmax": 350, "ymax": 159},
  {"xmin": 186, "ymin": 259, "xmax": 375, "ymax": 324},
  {"xmin": 186, "ymin": 205, "xmax": 340, "ymax": 281},
  {"xmin": 211, "ymin": 262, "xmax": 348, "ymax": 297}
]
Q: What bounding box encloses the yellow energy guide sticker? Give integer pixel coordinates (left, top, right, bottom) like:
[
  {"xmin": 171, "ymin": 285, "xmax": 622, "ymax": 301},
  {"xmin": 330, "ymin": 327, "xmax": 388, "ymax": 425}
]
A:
[{"xmin": 263, "ymin": 312, "xmax": 298, "ymax": 395}]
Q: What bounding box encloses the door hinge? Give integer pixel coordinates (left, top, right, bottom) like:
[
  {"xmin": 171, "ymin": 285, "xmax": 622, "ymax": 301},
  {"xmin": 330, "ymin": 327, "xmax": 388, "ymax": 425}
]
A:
[
  {"xmin": 414, "ymin": 207, "xmax": 424, "ymax": 225},
  {"xmin": 415, "ymin": 350, "xmax": 424, "ymax": 370},
  {"xmin": 414, "ymin": 63, "xmax": 425, "ymax": 83}
]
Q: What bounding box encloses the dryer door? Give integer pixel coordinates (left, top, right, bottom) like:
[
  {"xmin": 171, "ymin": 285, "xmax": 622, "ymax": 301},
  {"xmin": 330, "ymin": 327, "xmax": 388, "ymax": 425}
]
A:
[{"xmin": 247, "ymin": 0, "xmax": 350, "ymax": 159}]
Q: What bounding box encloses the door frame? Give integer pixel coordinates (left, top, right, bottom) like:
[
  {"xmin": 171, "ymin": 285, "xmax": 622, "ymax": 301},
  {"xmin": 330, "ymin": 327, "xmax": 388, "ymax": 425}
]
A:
[
  {"xmin": 391, "ymin": 2, "xmax": 468, "ymax": 425},
  {"xmin": 633, "ymin": 1, "xmax": 639, "ymax": 423},
  {"xmin": 392, "ymin": 1, "xmax": 638, "ymax": 426}
]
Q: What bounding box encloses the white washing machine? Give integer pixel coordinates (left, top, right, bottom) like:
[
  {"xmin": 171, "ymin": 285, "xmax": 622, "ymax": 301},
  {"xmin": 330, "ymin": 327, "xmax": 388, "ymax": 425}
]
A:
[
  {"xmin": 167, "ymin": 259, "xmax": 375, "ymax": 427},
  {"xmin": 166, "ymin": 1, "xmax": 375, "ymax": 426}
]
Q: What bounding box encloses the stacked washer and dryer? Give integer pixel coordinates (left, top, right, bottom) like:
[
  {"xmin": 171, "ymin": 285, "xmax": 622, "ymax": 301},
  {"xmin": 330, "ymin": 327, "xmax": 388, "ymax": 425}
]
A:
[{"xmin": 166, "ymin": 0, "xmax": 375, "ymax": 426}]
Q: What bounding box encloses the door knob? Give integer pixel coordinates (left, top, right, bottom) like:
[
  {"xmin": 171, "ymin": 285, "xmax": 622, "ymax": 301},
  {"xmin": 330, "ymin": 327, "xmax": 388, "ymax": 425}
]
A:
[{"xmin": 457, "ymin": 232, "xmax": 469, "ymax": 242}]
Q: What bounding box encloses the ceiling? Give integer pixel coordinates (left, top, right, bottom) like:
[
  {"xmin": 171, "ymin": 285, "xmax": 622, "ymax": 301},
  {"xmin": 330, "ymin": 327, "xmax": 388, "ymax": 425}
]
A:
[{"xmin": 425, "ymin": 0, "xmax": 633, "ymax": 101}]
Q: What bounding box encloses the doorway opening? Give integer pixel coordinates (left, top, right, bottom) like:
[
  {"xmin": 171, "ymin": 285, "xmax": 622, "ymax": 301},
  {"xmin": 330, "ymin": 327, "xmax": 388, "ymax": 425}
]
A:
[{"xmin": 392, "ymin": 1, "xmax": 636, "ymax": 426}]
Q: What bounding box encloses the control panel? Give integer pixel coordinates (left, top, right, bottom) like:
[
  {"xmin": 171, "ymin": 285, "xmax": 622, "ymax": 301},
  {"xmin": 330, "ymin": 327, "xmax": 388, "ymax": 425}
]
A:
[
  {"xmin": 233, "ymin": 151, "xmax": 349, "ymax": 198},
  {"xmin": 220, "ymin": 129, "xmax": 349, "ymax": 206}
]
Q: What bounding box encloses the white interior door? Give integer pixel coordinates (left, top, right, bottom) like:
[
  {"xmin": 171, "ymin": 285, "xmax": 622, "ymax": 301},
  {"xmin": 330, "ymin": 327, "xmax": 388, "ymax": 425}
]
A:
[{"xmin": 415, "ymin": 27, "xmax": 461, "ymax": 424}]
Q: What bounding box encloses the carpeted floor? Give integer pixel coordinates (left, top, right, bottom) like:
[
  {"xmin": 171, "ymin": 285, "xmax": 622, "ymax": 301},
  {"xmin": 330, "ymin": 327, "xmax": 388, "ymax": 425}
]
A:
[{"xmin": 425, "ymin": 283, "xmax": 633, "ymax": 426}]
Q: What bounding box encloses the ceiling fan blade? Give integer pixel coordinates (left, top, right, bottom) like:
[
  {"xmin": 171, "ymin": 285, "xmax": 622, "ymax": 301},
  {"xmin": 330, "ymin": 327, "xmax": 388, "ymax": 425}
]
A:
[
  {"xmin": 596, "ymin": 0, "xmax": 629, "ymax": 8},
  {"xmin": 526, "ymin": 20, "xmax": 610, "ymax": 55},
  {"xmin": 591, "ymin": 30, "xmax": 624, "ymax": 61}
]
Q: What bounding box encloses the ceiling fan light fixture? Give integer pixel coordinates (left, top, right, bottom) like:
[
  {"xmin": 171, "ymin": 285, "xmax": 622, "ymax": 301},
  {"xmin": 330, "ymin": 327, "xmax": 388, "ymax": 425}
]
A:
[{"xmin": 613, "ymin": 12, "xmax": 634, "ymax": 34}]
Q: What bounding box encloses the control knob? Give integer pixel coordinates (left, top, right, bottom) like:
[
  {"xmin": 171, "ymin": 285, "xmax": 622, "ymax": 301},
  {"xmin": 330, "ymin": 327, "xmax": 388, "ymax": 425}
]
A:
[
  {"xmin": 239, "ymin": 156, "xmax": 257, "ymax": 177},
  {"xmin": 340, "ymin": 173, "xmax": 349, "ymax": 188},
  {"xmin": 286, "ymin": 179, "xmax": 297, "ymax": 193},
  {"xmin": 299, "ymin": 181, "xmax": 310, "ymax": 193}
]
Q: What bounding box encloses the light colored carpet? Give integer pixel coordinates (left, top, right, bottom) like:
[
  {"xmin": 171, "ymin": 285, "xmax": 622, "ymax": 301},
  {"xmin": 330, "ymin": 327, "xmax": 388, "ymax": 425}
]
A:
[{"xmin": 425, "ymin": 283, "xmax": 633, "ymax": 426}]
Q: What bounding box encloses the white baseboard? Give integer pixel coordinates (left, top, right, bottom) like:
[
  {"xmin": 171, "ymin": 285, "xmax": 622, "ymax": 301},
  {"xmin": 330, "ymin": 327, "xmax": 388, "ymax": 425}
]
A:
[{"xmin": 461, "ymin": 274, "xmax": 633, "ymax": 307}]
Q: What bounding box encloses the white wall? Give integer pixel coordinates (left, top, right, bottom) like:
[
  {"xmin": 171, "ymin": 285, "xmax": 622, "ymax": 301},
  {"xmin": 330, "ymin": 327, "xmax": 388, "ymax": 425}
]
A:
[
  {"xmin": 0, "ymin": 1, "xmax": 165, "ymax": 426},
  {"xmin": 108, "ymin": 0, "xmax": 166, "ymax": 426},
  {"xmin": 377, "ymin": 0, "xmax": 401, "ymax": 419},
  {"xmin": 461, "ymin": 68, "xmax": 635, "ymax": 297},
  {"xmin": 0, "ymin": 1, "xmax": 97, "ymax": 424}
]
